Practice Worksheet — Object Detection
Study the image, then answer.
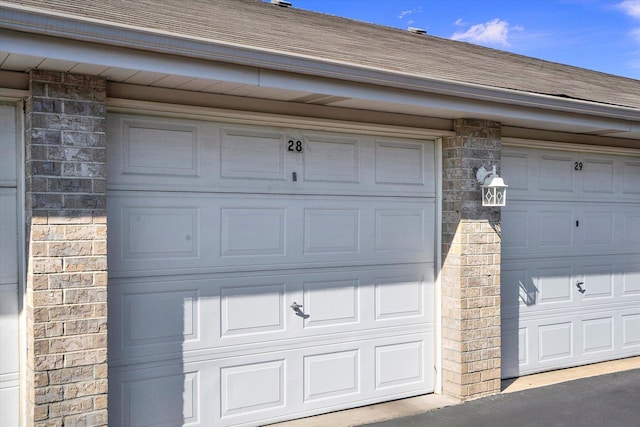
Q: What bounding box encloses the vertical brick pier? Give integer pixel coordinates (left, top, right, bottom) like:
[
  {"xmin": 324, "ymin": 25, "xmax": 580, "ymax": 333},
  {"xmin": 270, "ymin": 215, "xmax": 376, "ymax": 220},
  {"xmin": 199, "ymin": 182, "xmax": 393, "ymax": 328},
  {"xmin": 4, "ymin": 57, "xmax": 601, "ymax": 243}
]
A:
[
  {"xmin": 440, "ymin": 119, "xmax": 502, "ymax": 400},
  {"xmin": 25, "ymin": 70, "xmax": 108, "ymax": 426}
]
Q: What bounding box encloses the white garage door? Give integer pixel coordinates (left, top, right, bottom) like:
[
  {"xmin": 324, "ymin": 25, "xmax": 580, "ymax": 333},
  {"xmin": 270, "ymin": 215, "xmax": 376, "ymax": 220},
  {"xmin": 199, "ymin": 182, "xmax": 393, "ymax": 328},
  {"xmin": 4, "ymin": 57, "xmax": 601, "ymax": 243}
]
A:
[
  {"xmin": 0, "ymin": 103, "xmax": 20, "ymax": 426},
  {"xmin": 107, "ymin": 113, "xmax": 436, "ymax": 426},
  {"xmin": 501, "ymin": 145, "xmax": 640, "ymax": 378}
]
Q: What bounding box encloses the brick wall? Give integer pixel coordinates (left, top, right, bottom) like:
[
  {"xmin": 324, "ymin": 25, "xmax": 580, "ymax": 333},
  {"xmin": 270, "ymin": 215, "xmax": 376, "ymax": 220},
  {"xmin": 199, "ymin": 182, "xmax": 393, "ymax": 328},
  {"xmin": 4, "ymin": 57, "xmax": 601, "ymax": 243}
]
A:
[
  {"xmin": 441, "ymin": 118, "xmax": 502, "ymax": 400},
  {"xmin": 25, "ymin": 70, "xmax": 108, "ymax": 426}
]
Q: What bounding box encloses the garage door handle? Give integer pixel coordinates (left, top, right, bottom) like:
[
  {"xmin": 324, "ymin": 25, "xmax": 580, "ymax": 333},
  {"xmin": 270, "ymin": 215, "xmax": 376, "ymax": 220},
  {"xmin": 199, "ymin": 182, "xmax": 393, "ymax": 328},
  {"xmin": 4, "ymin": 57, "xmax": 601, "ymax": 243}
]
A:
[
  {"xmin": 290, "ymin": 301, "xmax": 303, "ymax": 311},
  {"xmin": 576, "ymin": 281, "xmax": 586, "ymax": 294}
]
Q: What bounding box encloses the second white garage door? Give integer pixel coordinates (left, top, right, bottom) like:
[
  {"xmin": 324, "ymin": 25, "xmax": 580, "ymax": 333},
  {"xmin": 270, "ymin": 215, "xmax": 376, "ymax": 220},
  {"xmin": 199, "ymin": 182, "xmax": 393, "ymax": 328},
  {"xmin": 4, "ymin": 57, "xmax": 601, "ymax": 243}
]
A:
[
  {"xmin": 107, "ymin": 114, "xmax": 437, "ymax": 426},
  {"xmin": 501, "ymin": 144, "xmax": 640, "ymax": 378}
]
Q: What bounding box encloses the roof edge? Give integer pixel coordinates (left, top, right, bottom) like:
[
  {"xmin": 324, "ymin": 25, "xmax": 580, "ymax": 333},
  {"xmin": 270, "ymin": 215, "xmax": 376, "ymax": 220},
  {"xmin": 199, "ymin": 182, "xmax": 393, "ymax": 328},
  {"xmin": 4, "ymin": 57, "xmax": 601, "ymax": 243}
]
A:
[{"xmin": 1, "ymin": 2, "xmax": 639, "ymax": 121}]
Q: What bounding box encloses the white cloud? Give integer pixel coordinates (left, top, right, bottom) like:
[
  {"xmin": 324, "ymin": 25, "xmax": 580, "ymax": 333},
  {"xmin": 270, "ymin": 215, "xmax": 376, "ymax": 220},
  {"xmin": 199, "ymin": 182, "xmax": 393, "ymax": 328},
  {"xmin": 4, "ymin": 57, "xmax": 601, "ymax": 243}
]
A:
[
  {"xmin": 454, "ymin": 18, "xmax": 466, "ymax": 27},
  {"xmin": 398, "ymin": 7, "xmax": 422, "ymax": 20},
  {"xmin": 617, "ymin": 1, "xmax": 640, "ymax": 47},
  {"xmin": 451, "ymin": 18, "xmax": 514, "ymax": 47},
  {"xmin": 618, "ymin": 0, "xmax": 640, "ymax": 19}
]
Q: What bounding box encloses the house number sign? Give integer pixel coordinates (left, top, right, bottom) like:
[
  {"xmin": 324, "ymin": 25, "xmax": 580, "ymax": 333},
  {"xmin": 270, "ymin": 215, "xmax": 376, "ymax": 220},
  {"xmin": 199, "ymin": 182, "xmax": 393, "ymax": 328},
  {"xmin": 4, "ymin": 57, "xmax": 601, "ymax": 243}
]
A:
[
  {"xmin": 574, "ymin": 162, "xmax": 583, "ymax": 171},
  {"xmin": 288, "ymin": 140, "xmax": 304, "ymax": 153}
]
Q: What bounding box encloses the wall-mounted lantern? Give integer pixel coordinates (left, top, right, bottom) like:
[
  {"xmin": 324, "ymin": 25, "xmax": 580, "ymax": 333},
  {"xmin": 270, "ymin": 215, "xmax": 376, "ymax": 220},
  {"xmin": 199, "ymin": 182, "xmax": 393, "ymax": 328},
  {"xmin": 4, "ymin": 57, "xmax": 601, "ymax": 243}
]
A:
[{"xmin": 476, "ymin": 165, "xmax": 507, "ymax": 207}]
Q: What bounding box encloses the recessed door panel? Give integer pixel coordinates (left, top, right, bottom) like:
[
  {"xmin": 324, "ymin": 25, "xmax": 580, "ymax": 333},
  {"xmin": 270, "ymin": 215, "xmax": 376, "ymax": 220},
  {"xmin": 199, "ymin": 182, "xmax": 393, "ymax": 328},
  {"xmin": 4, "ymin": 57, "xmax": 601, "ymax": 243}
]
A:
[
  {"xmin": 304, "ymin": 350, "xmax": 359, "ymax": 401},
  {"xmin": 375, "ymin": 140, "xmax": 424, "ymax": 185},
  {"xmin": 375, "ymin": 341, "xmax": 423, "ymax": 389},
  {"xmin": 303, "ymin": 135, "xmax": 359, "ymax": 183},
  {"xmin": 220, "ymin": 128, "xmax": 286, "ymax": 181},
  {"xmin": 221, "ymin": 360, "xmax": 285, "ymax": 417},
  {"xmin": 582, "ymin": 318, "xmax": 613, "ymax": 353}
]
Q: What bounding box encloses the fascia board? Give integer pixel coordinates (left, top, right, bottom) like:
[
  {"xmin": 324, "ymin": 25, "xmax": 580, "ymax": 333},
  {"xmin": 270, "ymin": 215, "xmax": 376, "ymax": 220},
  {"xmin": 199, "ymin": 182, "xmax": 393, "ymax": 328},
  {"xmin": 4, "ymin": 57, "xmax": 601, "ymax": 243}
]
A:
[
  {"xmin": 1, "ymin": 3, "xmax": 640, "ymax": 123},
  {"xmin": 2, "ymin": 29, "xmax": 633, "ymax": 135},
  {"xmin": 0, "ymin": 29, "xmax": 260, "ymax": 86},
  {"xmin": 259, "ymin": 70, "xmax": 634, "ymax": 133}
]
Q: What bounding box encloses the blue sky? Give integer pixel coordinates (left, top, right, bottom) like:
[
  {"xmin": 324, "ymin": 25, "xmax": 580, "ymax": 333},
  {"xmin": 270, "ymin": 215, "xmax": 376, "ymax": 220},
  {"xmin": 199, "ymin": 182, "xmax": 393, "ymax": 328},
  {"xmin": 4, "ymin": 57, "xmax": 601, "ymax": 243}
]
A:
[{"xmin": 289, "ymin": 0, "xmax": 640, "ymax": 80}]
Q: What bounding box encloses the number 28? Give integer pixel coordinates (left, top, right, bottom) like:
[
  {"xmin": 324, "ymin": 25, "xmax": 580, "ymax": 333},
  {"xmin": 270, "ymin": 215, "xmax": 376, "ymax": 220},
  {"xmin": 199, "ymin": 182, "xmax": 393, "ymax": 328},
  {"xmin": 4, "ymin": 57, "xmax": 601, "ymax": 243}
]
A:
[{"xmin": 288, "ymin": 140, "xmax": 303, "ymax": 152}]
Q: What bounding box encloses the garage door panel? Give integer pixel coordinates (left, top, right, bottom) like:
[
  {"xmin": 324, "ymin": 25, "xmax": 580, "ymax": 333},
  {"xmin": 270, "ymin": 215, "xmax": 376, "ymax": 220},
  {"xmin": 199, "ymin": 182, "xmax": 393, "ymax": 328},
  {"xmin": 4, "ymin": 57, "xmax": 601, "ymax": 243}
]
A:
[
  {"xmin": 375, "ymin": 340, "xmax": 425, "ymax": 389},
  {"xmin": 622, "ymin": 264, "xmax": 640, "ymax": 295},
  {"xmin": 108, "ymin": 194, "xmax": 215, "ymax": 274},
  {"xmin": 221, "ymin": 284, "xmax": 286, "ymax": 336},
  {"xmin": 501, "ymin": 262, "xmax": 577, "ymax": 315},
  {"xmin": 501, "ymin": 152, "xmax": 530, "ymax": 191},
  {"xmin": 503, "ymin": 145, "xmax": 640, "ymax": 378},
  {"xmin": 536, "ymin": 267, "xmax": 574, "ymax": 305},
  {"xmin": 582, "ymin": 158, "xmax": 615, "ymax": 194},
  {"xmin": 108, "ymin": 114, "xmax": 436, "ymax": 198},
  {"xmin": 124, "ymin": 207, "xmax": 200, "ymax": 260},
  {"xmin": 538, "ymin": 321, "xmax": 574, "ymax": 362},
  {"xmin": 537, "ymin": 210, "xmax": 574, "ymax": 247},
  {"xmin": 500, "ymin": 209, "xmax": 528, "ymax": 250},
  {"xmin": 304, "ymin": 208, "xmax": 359, "ymax": 254},
  {"xmin": 220, "ymin": 127, "xmax": 287, "ymax": 181},
  {"xmin": 110, "ymin": 363, "xmax": 212, "ymax": 427},
  {"xmin": 579, "ymin": 265, "xmax": 614, "ymax": 300},
  {"xmin": 124, "ymin": 123, "xmax": 200, "ymax": 177},
  {"xmin": 375, "ymin": 274, "xmax": 426, "ymax": 320},
  {"xmin": 110, "ymin": 332, "xmax": 433, "ymax": 427},
  {"xmin": 538, "ymin": 154, "xmax": 575, "ymax": 193},
  {"xmin": 501, "ymin": 325, "xmax": 529, "ymax": 379},
  {"xmin": 503, "ymin": 147, "xmax": 640, "ymax": 202},
  {"xmin": 302, "ymin": 279, "xmax": 359, "ymax": 328},
  {"xmin": 374, "ymin": 140, "xmax": 425, "ymax": 185},
  {"xmin": 506, "ymin": 307, "xmax": 640, "ymax": 377},
  {"xmin": 582, "ymin": 317, "xmax": 614, "ymax": 353},
  {"xmin": 109, "ymin": 193, "xmax": 435, "ymax": 276},
  {"xmin": 622, "ymin": 314, "xmax": 640, "ymax": 348},
  {"xmin": 304, "ymin": 349, "xmax": 360, "ymax": 401},
  {"xmin": 622, "ymin": 160, "xmax": 640, "ymax": 194},
  {"xmin": 503, "ymin": 201, "xmax": 640, "ymax": 258},
  {"xmin": 502, "ymin": 257, "xmax": 639, "ymax": 316},
  {"xmin": 0, "ymin": 189, "xmax": 18, "ymax": 285},
  {"xmin": 0, "ymin": 104, "xmax": 17, "ymax": 187},
  {"xmin": 221, "ymin": 207, "xmax": 286, "ymax": 257},
  {"xmin": 303, "ymin": 134, "xmax": 360, "ymax": 183},
  {"xmin": 123, "ymin": 288, "xmax": 200, "ymax": 347},
  {"xmin": 109, "ymin": 265, "xmax": 434, "ymax": 365},
  {"xmin": 108, "ymin": 116, "xmax": 213, "ymax": 189},
  {"xmin": 580, "ymin": 211, "xmax": 614, "ymax": 245},
  {"xmin": 500, "ymin": 267, "xmax": 533, "ymax": 316},
  {"xmin": 622, "ymin": 212, "xmax": 640, "ymax": 245},
  {"xmin": 221, "ymin": 359, "xmax": 286, "ymax": 417}
]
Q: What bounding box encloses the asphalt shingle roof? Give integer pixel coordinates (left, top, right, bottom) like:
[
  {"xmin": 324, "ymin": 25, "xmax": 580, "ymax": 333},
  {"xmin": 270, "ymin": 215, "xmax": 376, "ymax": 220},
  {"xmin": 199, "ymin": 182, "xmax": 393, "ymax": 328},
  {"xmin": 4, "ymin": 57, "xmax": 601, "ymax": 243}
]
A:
[{"xmin": 3, "ymin": 0, "xmax": 640, "ymax": 109}]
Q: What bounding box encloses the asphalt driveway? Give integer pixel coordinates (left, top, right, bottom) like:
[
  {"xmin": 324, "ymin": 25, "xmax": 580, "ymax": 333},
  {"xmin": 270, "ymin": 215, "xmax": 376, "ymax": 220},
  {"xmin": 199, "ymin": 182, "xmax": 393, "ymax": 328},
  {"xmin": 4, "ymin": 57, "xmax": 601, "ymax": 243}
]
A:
[{"xmin": 361, "ymin": 368, "xmax": 640, "ymax": 427}]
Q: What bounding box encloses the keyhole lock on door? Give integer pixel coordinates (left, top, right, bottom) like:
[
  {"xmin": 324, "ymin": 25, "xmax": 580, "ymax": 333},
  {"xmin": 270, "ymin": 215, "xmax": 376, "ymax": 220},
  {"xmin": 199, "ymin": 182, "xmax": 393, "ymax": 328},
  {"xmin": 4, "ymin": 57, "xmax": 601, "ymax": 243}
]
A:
[{"xmin": 576, "ymin": 281, "xmax": 586, "ymax": 294}]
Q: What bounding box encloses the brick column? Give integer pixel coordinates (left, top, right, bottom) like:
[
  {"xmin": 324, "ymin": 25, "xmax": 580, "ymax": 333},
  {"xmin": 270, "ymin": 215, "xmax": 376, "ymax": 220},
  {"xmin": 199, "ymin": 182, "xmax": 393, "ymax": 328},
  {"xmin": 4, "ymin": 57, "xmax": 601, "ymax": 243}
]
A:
[
  {"xmin": 25, "ymin": 70, "xmax": 108, "ymax": 426},
  {"xmin": 441, "ymin": 119, "xmax": 502, "ymax": 400}
]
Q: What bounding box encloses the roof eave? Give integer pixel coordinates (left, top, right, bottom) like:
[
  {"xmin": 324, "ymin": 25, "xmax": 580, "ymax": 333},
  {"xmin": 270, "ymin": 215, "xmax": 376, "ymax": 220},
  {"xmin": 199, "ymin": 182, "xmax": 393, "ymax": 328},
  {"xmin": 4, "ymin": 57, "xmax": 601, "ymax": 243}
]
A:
[{"xmin": 1, "ymin": 2, "xmax": 639, "ymax": 122}]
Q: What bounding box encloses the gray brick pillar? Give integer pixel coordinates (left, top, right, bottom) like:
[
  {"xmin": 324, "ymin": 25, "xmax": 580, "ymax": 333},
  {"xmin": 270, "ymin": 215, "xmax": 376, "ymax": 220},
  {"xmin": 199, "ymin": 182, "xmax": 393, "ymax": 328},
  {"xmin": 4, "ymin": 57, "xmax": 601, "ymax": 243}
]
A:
[
  {"xmin": 25, "ymin": 70, "xmax": 108, "ymax": 426},
  {"xmin": 441, "ymin": 119, "xmax": 502, "ymax": 400}
]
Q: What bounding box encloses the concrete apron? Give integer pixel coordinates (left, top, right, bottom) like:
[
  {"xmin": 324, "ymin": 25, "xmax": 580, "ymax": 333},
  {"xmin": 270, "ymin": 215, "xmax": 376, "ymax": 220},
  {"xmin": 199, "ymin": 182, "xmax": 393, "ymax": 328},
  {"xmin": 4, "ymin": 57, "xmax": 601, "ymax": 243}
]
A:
[{"xmin": 267, "ymin": 356, "xmax": 640, "ymax": 427}]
